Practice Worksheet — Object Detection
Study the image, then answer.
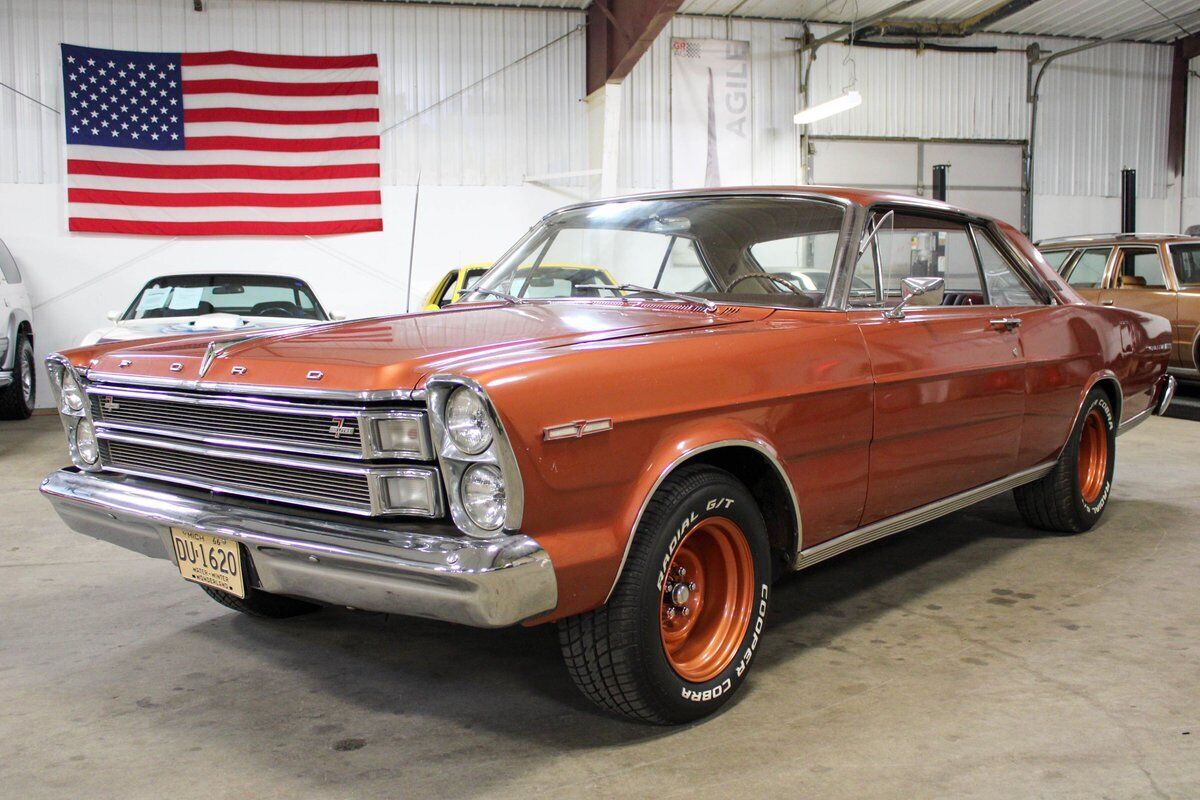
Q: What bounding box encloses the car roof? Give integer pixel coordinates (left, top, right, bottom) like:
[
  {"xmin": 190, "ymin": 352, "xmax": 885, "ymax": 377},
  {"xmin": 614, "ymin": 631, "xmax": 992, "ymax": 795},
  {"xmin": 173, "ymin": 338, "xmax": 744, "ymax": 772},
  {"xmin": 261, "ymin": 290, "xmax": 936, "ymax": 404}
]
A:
[
  {"xmin": 549, "ymin": 185, "xmax": 997, "ymax": 223},
  {"xmin": 143, "ymin": 273, "xmax": 312, "ymax": 284},
  {"xmin": 1035, "ymin": 233, "xmax": 1200, "ymax": 248}
]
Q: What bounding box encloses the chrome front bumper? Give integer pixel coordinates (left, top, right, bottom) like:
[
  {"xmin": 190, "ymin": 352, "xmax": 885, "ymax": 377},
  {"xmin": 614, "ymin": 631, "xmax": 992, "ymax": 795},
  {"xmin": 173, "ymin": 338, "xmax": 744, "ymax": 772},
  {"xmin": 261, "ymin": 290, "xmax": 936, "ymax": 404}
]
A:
[
  {"xmin": 40, "ymin": 469, "xmax": 557, "ymax": 628},
  {"xmin": 0, "ymin": 370, "xmax": 12, "ymax": 388}
]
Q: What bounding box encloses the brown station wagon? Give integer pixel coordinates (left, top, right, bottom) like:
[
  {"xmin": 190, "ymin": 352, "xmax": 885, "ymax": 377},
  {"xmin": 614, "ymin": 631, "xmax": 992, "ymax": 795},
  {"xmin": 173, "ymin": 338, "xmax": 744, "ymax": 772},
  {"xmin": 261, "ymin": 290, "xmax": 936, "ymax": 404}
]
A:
[{"xmin": 1038, "ymin": 233, "xmax": 1200, "ymax": 380}]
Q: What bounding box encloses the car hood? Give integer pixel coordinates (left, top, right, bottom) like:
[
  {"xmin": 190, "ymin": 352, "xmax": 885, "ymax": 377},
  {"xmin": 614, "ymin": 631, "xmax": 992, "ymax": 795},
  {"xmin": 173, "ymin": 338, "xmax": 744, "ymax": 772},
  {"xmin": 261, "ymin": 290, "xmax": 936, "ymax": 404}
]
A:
[
  {"xmin": 70, "ymin": 300, "xmax": 773, "ymax": 394},
  {"xmin": 80, "ymin": 313, "xmax": 320, "ymax": 346}
]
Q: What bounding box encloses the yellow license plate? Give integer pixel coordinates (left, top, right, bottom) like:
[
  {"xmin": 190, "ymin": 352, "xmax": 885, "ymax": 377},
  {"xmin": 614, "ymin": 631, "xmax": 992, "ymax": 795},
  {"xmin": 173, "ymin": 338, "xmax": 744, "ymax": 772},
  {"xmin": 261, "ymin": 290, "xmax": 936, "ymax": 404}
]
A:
[{"xmin": 170, "ymin": 528, "xmax": 245, "ymax": 599}]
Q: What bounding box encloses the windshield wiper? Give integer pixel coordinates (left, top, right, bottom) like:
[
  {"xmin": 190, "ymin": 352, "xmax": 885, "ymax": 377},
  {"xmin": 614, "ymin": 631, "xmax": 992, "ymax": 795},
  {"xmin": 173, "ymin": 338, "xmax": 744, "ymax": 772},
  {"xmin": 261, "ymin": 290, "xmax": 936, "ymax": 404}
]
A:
[
  {"xmin": 466, "ymin": 288, "xmax": 527, "ymax": 305},
  {"xmin": 578, "ymin": 283, "xmax": 717, "ymax": 312}
]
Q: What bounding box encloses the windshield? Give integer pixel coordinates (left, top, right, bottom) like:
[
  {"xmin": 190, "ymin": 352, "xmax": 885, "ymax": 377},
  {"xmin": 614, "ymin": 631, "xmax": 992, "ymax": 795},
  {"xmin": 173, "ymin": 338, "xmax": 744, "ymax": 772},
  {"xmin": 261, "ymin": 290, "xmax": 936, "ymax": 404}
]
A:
[
  {"xmin": 1171, "ymin": 244, "xmax": 1200, "ymax": 287},
  {"xmin": 123, "ymin": 275, "xmax": 326, "ymax": 321},
  {"xmin": 470, "ymin": 197, "xmax": 847, "ymax": 309}
]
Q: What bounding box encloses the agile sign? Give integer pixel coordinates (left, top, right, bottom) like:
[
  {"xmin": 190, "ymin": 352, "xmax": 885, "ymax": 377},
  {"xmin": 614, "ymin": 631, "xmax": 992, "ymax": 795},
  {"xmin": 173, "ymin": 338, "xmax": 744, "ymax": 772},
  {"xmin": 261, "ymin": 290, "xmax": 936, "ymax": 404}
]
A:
[{"xmin": 670, "ymin": 38, "xmax": 752, "ymax": 189}]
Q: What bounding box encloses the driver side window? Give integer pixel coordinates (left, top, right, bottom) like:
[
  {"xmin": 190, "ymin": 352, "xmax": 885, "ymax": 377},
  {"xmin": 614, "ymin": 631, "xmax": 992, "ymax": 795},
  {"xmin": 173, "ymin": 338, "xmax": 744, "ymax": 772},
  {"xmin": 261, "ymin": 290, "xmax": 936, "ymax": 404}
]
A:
[{"xmin": 851, "ymin": 212, "xmax": 984, "ymax": 307}]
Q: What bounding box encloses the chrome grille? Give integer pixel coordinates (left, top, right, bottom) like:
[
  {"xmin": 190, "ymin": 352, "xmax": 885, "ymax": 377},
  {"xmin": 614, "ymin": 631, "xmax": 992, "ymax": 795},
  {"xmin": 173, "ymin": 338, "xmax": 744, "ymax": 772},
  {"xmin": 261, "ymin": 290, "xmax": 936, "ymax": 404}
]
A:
[
  {"xmin": 90, "ymin": 390, "xmax": 365, "ymax": 455},
  {"xmin": 84, "ymin": 381, "xmax": 440, "ymax": 518},
  {"xmin": 100, "ymin": 438, "xmax": 374, "ymax": 513}
]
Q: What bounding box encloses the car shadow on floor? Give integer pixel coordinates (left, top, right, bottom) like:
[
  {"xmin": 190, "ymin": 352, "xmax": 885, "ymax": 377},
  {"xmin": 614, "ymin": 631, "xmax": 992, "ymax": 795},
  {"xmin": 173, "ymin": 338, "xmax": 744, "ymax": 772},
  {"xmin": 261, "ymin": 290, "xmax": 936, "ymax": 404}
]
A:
[{"xmin": 180, "ymin": 492, "xmax": 1182, "ymax": 741}]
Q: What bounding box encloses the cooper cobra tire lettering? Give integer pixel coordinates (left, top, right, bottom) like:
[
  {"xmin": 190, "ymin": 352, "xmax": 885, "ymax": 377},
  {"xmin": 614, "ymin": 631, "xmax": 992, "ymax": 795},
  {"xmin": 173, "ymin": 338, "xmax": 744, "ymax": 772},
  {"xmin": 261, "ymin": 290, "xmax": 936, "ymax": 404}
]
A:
[{"xmin": 558, "ymin": 467, "xmax": 772, "ymax": 723}]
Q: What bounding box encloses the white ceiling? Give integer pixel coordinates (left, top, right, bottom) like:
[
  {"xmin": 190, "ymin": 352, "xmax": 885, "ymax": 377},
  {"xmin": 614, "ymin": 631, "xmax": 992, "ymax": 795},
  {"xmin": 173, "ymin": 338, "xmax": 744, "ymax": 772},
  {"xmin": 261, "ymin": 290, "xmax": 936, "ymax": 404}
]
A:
[{"xmin": 380, "ymin": 0, "xmax": 1200, "ymax": 43}]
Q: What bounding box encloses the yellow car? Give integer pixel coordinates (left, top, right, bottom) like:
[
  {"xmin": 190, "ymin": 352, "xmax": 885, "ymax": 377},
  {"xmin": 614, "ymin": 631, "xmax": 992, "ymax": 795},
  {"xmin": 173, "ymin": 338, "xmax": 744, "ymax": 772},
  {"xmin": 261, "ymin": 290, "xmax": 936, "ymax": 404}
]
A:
[{"xmin": 422, "ymin": 263, "xmax": 622, "ymax": 310}]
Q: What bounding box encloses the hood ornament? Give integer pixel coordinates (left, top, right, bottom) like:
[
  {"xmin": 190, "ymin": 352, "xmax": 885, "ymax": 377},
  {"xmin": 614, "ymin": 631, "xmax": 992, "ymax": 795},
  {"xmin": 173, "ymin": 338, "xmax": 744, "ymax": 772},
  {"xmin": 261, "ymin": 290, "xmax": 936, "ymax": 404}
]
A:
[{"xmin": 198, "ymin": 341, "xmax": 219, "ymax": 378}]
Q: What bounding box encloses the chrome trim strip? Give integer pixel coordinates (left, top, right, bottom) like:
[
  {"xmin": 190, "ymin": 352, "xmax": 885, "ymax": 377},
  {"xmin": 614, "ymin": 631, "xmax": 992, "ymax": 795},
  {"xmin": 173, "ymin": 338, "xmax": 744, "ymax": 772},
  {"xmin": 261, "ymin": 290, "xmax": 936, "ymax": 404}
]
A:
[
  {"xmin": 40, "ymin": 469, "xmax": 556, "ymax": 628},
  {"xmin": 95, "ymin": 429, "xmax": 442, "ymax": 518},
  {"xmin": 86, "ymin": 371, "xmax": 417, "ymax": 402},
  {"xmin": 794, "ymin": 461, "xmax": 1056, "ymax": 571},
  {"xmin": 86, "ymin": 383, "xmax": 432, "ymax": 461},
  {"xmin": 604, "ymin": 438, "xmax": 802, "ymax": 604},
  {"xmin": 1117, "ymin": 404, "xmax": 1153, "ymax": 435}
]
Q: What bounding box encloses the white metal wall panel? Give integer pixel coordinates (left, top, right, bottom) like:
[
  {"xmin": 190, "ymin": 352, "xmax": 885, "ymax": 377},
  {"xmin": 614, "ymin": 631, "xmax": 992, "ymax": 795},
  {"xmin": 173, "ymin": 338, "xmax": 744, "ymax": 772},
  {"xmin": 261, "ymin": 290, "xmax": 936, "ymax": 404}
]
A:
[
  {"xmin": 1185, "ymin": 56, "xmax": 1200, "ymax": 200},
  {"xmin": 0, "ymin": 0, "xmax": 586, "ymax": 186},
  {"xmin": 620, "ymin": 17, "xmax": 1174, "ymax": 198}
]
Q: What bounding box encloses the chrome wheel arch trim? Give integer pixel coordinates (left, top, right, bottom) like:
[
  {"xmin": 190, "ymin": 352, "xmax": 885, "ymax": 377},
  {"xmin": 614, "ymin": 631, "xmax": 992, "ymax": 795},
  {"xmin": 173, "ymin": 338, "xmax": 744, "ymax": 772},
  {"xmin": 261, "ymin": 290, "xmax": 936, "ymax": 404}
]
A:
[
  {"xmin": 1069, "ymin": 370, "xmax": 1123, "ymax": 438},
  {"xmin": 603, "ymin": 438, "xmax": 802, "ymax": 604}
]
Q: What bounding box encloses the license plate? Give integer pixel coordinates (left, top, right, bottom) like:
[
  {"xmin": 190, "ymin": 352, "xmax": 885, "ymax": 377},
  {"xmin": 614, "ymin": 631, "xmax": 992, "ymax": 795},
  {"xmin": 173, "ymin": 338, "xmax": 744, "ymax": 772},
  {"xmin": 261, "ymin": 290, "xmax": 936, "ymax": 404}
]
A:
[{"xmin": 170, "ymin": 528, "xmax": 245, "ymax": 599}]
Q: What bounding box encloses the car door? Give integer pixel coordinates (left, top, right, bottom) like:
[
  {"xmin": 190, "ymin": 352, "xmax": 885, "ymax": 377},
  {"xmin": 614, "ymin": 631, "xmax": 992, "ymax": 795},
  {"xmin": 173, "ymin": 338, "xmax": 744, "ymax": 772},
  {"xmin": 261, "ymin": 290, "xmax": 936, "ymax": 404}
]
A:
[
  {"xmin": 849, "ymin": 210, "xmax": 1026, "ymax": 525},
  {"xmin": 1098, "ymin": 246, "xmax": 1176, "ymax": 325},
  {"xmin": 1059, "ymin": 246, "xmax": 1112, "ymax": 305}
]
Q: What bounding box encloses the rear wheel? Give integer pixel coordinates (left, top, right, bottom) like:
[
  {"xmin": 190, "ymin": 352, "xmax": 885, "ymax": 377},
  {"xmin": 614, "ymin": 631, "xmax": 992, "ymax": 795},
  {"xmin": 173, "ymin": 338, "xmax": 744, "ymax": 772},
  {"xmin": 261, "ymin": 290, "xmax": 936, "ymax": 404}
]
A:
[
  {"xmin": 1014, "ymin": 387, "xmax": 1116, "ymax": 533},
  {"xmin": 200, "ymin": 584, "xmax": 320, "ymax": 618},
  {"xmin": 558, "ymin": 465, "xmax": 771, "ymax": 724},
  {"xmin": 0, "ymin": 334, "xmax": 35, "ymax": 420}
]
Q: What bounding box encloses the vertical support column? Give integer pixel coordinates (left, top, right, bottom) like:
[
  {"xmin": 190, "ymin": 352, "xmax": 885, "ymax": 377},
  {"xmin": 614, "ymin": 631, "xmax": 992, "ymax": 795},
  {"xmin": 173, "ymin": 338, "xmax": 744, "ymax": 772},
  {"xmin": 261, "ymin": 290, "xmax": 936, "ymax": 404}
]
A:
[
  {"xmin": 931, "ymin": 164, "xmax": 949, "ymax": 202},
  {"xmin": 586, "ymin": 82, "xmax": 624, "ymax": 199},
  {"xmin": 1120, "ymin": 168, "xmax": 1137, "ymax": 234}
]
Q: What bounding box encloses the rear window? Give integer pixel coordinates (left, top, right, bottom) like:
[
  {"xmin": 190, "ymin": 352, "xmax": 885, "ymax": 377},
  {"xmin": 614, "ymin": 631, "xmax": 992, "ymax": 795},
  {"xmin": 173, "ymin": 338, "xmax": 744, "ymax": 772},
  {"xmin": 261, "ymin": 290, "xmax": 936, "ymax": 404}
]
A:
[{"xmin": 1171, "ymin": 244, "xmax": 1200, "ymax": 287}]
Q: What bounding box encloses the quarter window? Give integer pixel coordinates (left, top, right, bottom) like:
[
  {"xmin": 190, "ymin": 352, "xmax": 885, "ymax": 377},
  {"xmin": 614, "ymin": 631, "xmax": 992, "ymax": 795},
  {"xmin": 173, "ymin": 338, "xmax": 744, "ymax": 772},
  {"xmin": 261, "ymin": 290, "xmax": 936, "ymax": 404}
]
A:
[
  {"xmin": 1063, "ymin": 248, "xmax": 1111, "ymax": 289},
  {"xmin": 973, "ymin": 226, "xmax": 1040, "ymax": 306},
  {"xmin": 1038, "ymin": 249, "xmax": 1073, "ymax": 274},
  {"xmin": 1170, "ymin": 244, "xmax": 1200, "ymax": 287},
  {"xmin": 1115, "ymin": 248, "xmax": 1166, "ymax": 288}
]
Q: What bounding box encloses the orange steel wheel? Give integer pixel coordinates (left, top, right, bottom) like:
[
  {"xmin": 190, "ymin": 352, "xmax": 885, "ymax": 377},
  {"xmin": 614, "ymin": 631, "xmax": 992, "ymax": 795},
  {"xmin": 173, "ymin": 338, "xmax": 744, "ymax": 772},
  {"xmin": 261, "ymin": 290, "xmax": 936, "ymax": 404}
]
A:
[
  {"xmin": 1077, "ymin": 408, "xmax": 1109, "ymax": 504},
  {"xmin": 659, "ymin": 517, "xmax": 755, "ymax": 683}
]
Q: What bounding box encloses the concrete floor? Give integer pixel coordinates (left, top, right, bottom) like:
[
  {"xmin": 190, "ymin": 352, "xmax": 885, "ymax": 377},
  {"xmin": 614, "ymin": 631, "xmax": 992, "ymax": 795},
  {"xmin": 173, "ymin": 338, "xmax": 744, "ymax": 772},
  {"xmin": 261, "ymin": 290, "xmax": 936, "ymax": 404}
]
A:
[{"xmin": 2, "ymin": 414, "xmax": 1197, "ymax": 800}]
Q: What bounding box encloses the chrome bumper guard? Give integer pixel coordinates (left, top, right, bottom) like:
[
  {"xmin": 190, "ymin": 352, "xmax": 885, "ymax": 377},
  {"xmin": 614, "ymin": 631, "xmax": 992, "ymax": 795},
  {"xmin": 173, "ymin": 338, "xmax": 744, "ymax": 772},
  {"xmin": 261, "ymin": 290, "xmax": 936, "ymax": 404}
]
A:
[
  {"xmin": 40, "ymin": 469, "xmax": 557, "ymax": 628},
  {"xmin": 1153, "ymin": 374, "xmax": 1177, "ymax": 417}
]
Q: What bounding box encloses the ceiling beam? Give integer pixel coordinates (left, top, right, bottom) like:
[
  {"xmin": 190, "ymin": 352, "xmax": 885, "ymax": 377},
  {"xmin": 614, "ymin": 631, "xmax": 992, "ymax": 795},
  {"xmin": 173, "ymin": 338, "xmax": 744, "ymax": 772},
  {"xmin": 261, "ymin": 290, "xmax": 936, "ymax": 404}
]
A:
[
  {"xmin": 853, "ymin": 0, "xmax": 1042, "ymax": 40},
  {"xmin": 586, "ymin": 0, "xmax": 680, "ymax": 95},
  {"xmin": 1167, "ymin": 31, "xmax": 1200, "ymax": 178}
]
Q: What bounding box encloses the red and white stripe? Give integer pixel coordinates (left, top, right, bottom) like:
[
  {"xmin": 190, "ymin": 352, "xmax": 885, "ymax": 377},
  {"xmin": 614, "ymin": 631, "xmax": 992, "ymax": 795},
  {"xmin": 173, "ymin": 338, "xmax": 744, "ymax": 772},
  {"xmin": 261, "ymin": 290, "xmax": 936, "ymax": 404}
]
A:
[{"xmin": 67, "ymin": 51, "xmax": 382, "ymax": 236}]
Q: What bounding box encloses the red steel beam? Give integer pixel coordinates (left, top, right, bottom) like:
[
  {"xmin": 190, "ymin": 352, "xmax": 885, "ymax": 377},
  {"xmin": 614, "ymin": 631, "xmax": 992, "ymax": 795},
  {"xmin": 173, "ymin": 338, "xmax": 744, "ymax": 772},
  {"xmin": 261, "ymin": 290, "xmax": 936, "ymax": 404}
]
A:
[{"xmin": 586, "ymin": 0, "xmax": 681, "ymax": 95}]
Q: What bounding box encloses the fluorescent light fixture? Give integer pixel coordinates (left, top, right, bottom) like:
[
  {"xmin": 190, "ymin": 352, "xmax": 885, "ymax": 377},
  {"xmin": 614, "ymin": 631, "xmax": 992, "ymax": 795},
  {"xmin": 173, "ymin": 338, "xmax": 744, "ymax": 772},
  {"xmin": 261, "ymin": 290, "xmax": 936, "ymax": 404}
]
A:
[{"xmin": 793, "ymin": 90, "xmax": 862, "ymax": 125}]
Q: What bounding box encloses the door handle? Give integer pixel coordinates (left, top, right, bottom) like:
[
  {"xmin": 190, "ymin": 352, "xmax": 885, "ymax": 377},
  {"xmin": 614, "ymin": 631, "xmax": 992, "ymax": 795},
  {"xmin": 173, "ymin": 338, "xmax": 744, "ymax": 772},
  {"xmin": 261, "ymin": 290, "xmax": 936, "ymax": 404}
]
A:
[
  {"xmin": 1101, "ymin": 299, "xmax": 1114, "ymax": 306},
  {"xmin": 989, "ymin": 317, "xmax": 1021, "ymax": 331}
]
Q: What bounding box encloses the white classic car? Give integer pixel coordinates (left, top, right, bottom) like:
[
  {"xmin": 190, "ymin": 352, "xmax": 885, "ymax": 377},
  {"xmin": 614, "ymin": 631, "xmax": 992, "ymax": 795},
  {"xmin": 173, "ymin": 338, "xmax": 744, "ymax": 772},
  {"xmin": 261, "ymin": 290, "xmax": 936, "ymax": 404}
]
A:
[{"xmin": 80, "ymin": 274, "xmax": 342, "ymax": 346}]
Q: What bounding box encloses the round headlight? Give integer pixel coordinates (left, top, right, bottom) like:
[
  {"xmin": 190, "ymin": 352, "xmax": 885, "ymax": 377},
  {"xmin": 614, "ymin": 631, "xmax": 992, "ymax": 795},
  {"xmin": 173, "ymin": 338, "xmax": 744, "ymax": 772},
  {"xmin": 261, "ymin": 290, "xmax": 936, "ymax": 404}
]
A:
[
  {"xmin": 445, "ymin": 387, "xmax": 492, "ymax": 455},
  {"xmin": 74, "ymin": 419, "xmax": 99, "ymax": 465},
  {"xmin": 61, "ymin": 371, "xmax": 85, "ymax": 413},
  {"xmin": 460, "ymin": 464, "xmax": 506, "ymax": 531}
]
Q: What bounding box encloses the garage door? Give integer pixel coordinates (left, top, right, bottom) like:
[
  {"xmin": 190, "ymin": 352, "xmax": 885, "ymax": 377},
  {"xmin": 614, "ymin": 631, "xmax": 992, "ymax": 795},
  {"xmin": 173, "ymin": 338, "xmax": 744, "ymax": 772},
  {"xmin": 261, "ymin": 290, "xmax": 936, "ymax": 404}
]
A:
[{"xmin": 809, "ymin": 138, "xmax": 1027, "ymax": 230}]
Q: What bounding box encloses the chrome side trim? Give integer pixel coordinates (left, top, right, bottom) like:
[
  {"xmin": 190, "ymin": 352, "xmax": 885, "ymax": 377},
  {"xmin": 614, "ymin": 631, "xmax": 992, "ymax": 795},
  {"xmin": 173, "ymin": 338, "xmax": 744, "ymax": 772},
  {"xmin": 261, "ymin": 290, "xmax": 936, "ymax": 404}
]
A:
[
  {"xmin": 40, "ymin": 469, "xmax": 556, "ymax": 628},
  {"xmin": 85, "ymin": 371, "xmax": 418, "ymax": 402},
  {"xmin": 604, "ymin": 438, "xmax": 802, "ymax": 604},
  {"xmin": 794, "ymin": 461, "xmax": 1055, "ymax": 571},
  {"xmin": 1117, "ymin": 404, "xmax": 1153, "ymax": 435}
]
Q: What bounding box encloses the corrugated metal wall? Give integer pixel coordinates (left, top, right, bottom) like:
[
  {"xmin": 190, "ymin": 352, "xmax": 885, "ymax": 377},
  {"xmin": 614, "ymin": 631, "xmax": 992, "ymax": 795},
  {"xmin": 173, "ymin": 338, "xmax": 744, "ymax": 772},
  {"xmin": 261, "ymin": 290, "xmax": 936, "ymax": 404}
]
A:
[
  {"xmin": 621, "ymin": 17, "xmax": 1175, "ymax": 199},
  {"xmin": 0, "ymin": 1, "xmax": 1185, "ymax": 199},
  {"xmin": 0, "ymin": 0, "xmax": 587, "ymax": 186}
]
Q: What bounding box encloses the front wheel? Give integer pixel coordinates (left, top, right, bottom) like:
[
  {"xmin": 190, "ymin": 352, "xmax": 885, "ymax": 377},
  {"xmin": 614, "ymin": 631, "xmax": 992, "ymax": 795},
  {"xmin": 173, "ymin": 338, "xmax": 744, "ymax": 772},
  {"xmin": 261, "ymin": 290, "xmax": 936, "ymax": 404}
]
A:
[
  {"xmin": 558, "ymin": 465, "xmax": 771, "ymax": 724},
  {"xmin": 1014, "ymin": 387, "xmax": 1116, "ymax": 533},
  {"xmin": 0, "ymin": 335, "xmax": 35, "ymax": 420},
  {"xmin": 201, "ymin": 584, "xmax": 320, "ymax": 618}
]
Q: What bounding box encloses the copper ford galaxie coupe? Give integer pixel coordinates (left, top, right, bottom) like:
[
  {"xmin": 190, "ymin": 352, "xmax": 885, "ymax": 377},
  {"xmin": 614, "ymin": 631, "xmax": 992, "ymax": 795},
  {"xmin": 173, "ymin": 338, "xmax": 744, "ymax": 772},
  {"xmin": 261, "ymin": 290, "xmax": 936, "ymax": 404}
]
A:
[{"xmin": 42, "ymin": 189, "xmax": 1176, "ymax": 724}]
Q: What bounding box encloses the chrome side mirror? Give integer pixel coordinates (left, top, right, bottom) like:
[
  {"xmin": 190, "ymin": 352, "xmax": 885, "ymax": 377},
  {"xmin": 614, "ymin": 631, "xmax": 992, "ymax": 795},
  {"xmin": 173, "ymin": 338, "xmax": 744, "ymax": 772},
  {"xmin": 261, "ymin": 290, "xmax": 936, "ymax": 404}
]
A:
[
  {"xmin": 328, "ymin": 310, "xmax": 347, "ymax": 321},
  {"xmin": 884, "ymin": 276, "xmax": 945, "ymax": 319},
  {"xmin": 106, "ymin": 310, "xmax": 121, "ymax": 322}
]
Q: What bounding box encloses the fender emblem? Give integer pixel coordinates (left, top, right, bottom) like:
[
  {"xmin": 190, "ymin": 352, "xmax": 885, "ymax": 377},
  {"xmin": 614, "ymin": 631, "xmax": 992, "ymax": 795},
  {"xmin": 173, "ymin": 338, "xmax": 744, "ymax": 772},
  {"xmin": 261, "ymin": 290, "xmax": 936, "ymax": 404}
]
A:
[
  {"xmin": 231, "ymin": 366, "xmax": 247, "ymax": 376},
  {"xmin": 544, "ymin": 418, "xmax": 613, "ymax": 441},
  {"xmin": 306, "ymin": 370, "xmax": 324, "ymax": 381}
]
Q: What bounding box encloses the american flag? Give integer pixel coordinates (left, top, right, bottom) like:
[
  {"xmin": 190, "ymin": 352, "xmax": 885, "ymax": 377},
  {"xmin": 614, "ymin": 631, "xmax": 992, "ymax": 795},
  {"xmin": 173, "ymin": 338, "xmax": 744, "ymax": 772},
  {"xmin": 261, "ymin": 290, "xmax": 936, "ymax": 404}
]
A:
[{"xmin": 61, "ymin": 43, "xmax": 382, "ymax": 236}]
